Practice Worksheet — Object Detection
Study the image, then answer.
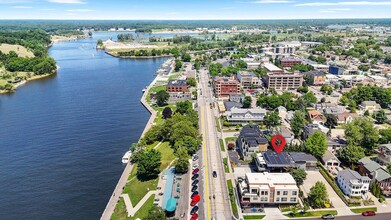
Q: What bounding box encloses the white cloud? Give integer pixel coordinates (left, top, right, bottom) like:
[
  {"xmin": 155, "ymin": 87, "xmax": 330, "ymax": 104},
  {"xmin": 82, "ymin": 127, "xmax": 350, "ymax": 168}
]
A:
[
  {"xmin": 48, "ymin": 0, "xmax": 86, "ymax": 4},
  {"xmin": 296, "ymin": 1, "xmax": 391, "ymax": 6},
  {"xmin": 252, "ymin": 0, "xmax": 294, "ymax": 3},
  {"xmin": 67, "ymin": 9, "xmax": 95, "ymax": 12},
  {"xmin": 12, "ymin": 5, "xmax": 32, "ymax": 8}
]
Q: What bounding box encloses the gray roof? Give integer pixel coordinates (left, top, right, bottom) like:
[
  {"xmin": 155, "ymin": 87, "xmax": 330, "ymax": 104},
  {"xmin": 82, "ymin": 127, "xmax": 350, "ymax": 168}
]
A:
[
  {"xmin": 167, "ymin": 79, "xmax": 187, "ymax": 87},
  {"xmin": 322, "ymin": 150, "xmax": 340, "ymax": 163},
  {"xmin": 372, "ymin": 168, "xmax": 391, "ymax": 182},
  {"xmin": 224, "ymin": 101, "xmax": 243, "ymax": 111},
  {"xmin": 239, "ymin": 125, "xmax": 268, "ymax": 147},
  {"xmin": 338, "ymin": 169, "xmax": 371, "ymax": 182},
  {"xmin": 358, "ymin": 158, "xmax": 382, "ymax": 173},
  {"xmin": 379, "ymin": 144, "xmax": 391, "ymax": 151},
  {"xmin": 289, "ymin": 152, "xmax": 317, "ymax": 162},
  {"xmin": 263, "ymin": 150, "xmax": 293, "ymax": 167}
]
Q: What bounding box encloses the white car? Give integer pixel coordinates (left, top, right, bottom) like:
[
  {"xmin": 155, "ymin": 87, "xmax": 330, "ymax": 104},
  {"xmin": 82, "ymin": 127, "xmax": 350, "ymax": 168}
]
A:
[{"xmin": 192, "ymin": 164, "xmax": 199, "ymax": 169}]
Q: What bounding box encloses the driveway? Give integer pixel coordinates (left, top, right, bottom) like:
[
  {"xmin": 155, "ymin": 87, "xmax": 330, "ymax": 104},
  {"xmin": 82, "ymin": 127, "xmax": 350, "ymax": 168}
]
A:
[{"xmin": 301, "ymin": 171, "xmax": 353, "ymax": 216}]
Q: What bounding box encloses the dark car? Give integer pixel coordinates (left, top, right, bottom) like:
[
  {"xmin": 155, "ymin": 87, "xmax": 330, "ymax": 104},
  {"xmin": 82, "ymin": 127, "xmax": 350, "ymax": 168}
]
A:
[
  {"xmin": 191, "ymin": 191, "xmax": 198, "ymax": 199},
  {"xmin": 362, "ymin": 211, "xmax": 376, "ymax": 216},
  {"xmin": 321, "ymin": 214, "xmax": 335, "ymax": 219},
  {"xmin": 192, "ymin": 180, "xmax": 199, "ymax": 186},
  {"xmin": 191, "ymin": 185, "xmax": 198, "ymax": 192},
  {"xmin": 192, "ymin": 174, "xmax": 199, "ymax": 180},
  {"xmin": 190, "ymin": 206, "xmax": 199, "ymax": 215},
  {"xmin": 212, "ymin": 171, "xmax": 217, "ymax": 178},
  {"xmin": 192, "ymin": 168, "xmax": 200, "ymax": 175}
]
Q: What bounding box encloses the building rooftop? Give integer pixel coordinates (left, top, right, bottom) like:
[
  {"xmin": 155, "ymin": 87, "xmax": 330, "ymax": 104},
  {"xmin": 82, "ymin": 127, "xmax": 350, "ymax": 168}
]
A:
[
  {"xmin": 338, "ymin": 169, "xmax": 371, "ymax": 182},
  {"xmin": 358, "ymin": 158, "xmax": 382, "ymax": 173},
  {"xmin": 372, "ymin": 168, "xmax": 391, "ymax": 182},
  {"xmin": 263, "ymin": 150, "xmax": 293, "ymax": 167},
  {"xmin": 281, "ymin": 57, "xmax": 302, "ymax": 62},
  {"xmin": 290, "ymin": 152, "xmax": 317, "ymax": 162},
  {"xmin": 264, "ymin": 63, "xmax": 282, "ymax": 72},
  {"xmin": 230, "ymin": 107, "xmax": 267, "ymax": 115},
  {"xmin": 246, "ymin": 172, "xmax": 297, "ymax": 186},
  {"xmin": 167, "ymin": 79, "xmax": 187, "ymax": 87},
  {"xmin": 239, "ymin": 125, "xmax": 268, "ymax": 146},
  {"xmin": 224, "ymin": 101, "xmax": 243, "ymax": 111},
  {"xmin": 322, "ymin": 150, "xmax": 340, "ymax": 163}
]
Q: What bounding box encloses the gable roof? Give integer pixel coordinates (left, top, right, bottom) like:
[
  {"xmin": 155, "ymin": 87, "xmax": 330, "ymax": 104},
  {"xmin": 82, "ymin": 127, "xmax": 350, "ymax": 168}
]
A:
[
  {"xmin": 372, "ymin": 168, "xmax": 391, "ymax": 182},
  {"xmin": 322, "ymin": 150, "xmax": 340, "ymax": 163},
  {"xmin": 239, "ymin": 125, "xmax": 268, "ymax": 146},
  {"xmin": 358, "ymin": 158, "xmax": 382, "ymax": 173},
  {"xmin": 337, "ymin": 112, "xmax": 358, "ymax": 121},
  {"xmin": 338, "ymin": 169, "xmax": 371, "ymax": 182}
]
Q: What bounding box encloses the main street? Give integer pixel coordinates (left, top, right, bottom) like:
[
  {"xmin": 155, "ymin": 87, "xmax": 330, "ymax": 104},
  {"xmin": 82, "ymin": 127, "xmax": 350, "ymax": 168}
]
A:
[{"xmin": 198, "ymin": 68, "xmax": 232, "ymax": 220}]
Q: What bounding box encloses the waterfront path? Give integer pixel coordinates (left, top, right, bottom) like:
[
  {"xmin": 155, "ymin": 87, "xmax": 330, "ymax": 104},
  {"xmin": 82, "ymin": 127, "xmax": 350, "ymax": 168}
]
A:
[{"xmin": 121, "ymin": 191, "xmax": 156, "ymax": 217}]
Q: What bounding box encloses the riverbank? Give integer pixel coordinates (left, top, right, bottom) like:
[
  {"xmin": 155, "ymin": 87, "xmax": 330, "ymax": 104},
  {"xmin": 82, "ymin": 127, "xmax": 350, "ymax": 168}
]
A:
[
  {"xmin": 0, "ymin": 72, "xmax": 56, "ymax": 94},
  {"xmin": 51, "ymin": 35, "xmax": 89, "ymax": 43},
  {"xmin": 105, "ymin": 51, "xmax": 172, "ymax": 59}
]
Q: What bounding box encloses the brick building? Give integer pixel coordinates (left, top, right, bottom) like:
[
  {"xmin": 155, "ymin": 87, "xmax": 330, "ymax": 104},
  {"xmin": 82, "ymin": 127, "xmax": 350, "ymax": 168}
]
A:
[
  {"xmin": 166, "ymin": 80, "xmax": 188, "ymax": 92},
  {"xmin": 213, "ymin": 77, "xmax": 240, "ymax": 98}
]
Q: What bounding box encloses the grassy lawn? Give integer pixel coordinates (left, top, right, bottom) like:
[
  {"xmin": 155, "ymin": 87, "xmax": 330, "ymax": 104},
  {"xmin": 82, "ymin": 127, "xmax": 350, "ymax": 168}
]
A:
[
  {"xmin": 0, "ymin": 43, "xmax": 34, "ymax": 57},
  {"xmin": 219, "ymin": 139, "xmax": 225, "ymax": 152},
  {"xmin": 111, "ymin": 194, "xmax": 155, "ymax": 220},
  {"xmin": 350, "ymin": 207, "xmax": 377, "ymax": 213},
  {"xmin": 243, "ymin": 215, "xmax": 266, "ymax": 219},
  {"xmin": 146, "ymin": 85, "xmax": 166, "ymax": 103},
  {"xmin": 284, "ymin": 210, "xmax": 338, "ymax": 218},
  {"xmin": 156, "ymin": 142, "xmax": 176, "ymax": 171},
  {"xmin": 223, "ymin": 158, "xmax": 230, "ymax": 173},
  {"xmin": 225, "ymin": 137, "xmax": 237, "ymax": 144},
  {"xmin": 215, "ymin": 117, "xmax": 221, "ymax": 132},
  {"xmin": 123, "ymin": 177, "xmax": 158, "ymax": 206},
  {"xmin": 146, "ymin": 141, "xmax": 160, "ymax": 150},
  {"xmin": 227, "ymin": 179, "xmax": 239, "ymax": 218},
  {"xmin": 130, "ymin": 194, "xmax": 155, "ymax": 220},
  {"xmin": 128, "ymin": 164, "xmax": 138, "ymax": 180},
  {"xmin": 111, "ymin": 197, "xmax": 129, "ymax": 220}
]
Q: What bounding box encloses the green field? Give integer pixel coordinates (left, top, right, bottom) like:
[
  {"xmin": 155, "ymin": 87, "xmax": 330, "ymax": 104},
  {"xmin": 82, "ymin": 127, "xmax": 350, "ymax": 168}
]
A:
[
  {"xmin": 284, "ymin": 210, "xmax": 338, "ymax": 218},
  {"xmin": 223, "ymin": 158, "xmax": 230, "ymax": 173},
  {"xmin": 219, "ymin": 139, "xmax": 225, "ymax": 152},
  {"xmin": 0, "ymin": 43, "xmax": 34, "ymax": 58},
  {"xmin": 111, "ymin": 194, "xmax": 155, "ymax": 220},
  {"xmin": 350, "ymin": 207, "xmax": 377, "ymax": 214},
  {"xmin": 243, "ymin": 215, "xmax": 266, "ymax": 220}
]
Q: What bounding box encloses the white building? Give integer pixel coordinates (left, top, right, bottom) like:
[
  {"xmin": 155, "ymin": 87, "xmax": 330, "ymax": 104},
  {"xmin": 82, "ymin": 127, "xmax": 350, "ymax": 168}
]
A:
[
  {"xmin": 237, "ymin": 71, "xmax": 261, "ymax": 88},
  {"xmin": 238, "ymin": 173, "xmax": 299, "ymax": 207},
  {"xmin": 224, "ymin": 107, "xmax": 267, "ymax": 124},
  {"xmin": 337, "ymin": 169, "xmax": 370, "ymax": 197}
]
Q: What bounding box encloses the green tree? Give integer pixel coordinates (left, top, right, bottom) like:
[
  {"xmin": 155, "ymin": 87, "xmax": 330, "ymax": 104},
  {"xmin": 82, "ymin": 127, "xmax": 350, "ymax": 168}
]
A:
[
  {"xmin": 301, "ymin": 91, "xmax": 317, "ymax": 107},
  {"xmin": 186, "ymin": 77, "xmax": 197, "ymax": 87},
  {"xmin": 373, "ymin": 110, "xmax": 387, "ymax": 124},
  {"xmin": 162, "ymin": 107, "xmax": 172, "ymax": 119},
  {"xmin": 146, "ymin": 206, "xmax": 167, "ymax": 220},
  {"xmin": 320, "ymin": 85, "xmax": 333, "ymax": 95},
  {"xmin": 155, "ymin": 90, "xmax": 169, "ymax": 106},
  {"xmin": 242, "ymin": 96, "xmax": 252, "ymax": 108},
  {"xmin": 385, "ymin": 54, "xmax": 391, "ymax": 64},
  {"xmin": 344, "ymin": 118, "xmax": 379, "ymax": 152},
  {"xmin": 175, "ymin": 147, "xmax": 190, "ymax": 173},
  {"xmin": 175, "ymin": 59, "xmax": 183, "ymax": 71},
  {"xmin": 306, "ymin": 130, "xmax": 327, "ymax": 158},
  {"xmin": 308, "ymin": 181, "xmax": 329, "ymax": 208},
  {"xmin": 176, "ymin": 100, "xmax": 193, "ymax": 114},
  {"xmin": 325, "ymin": 114, "xmax": 338, "ymax": 129},
  {"xmin": 338, "ymin": 145, "xmax": 366, "ymax": 166},
  {"xmin": 290, "ymin": 110, "xmax": 307, "ymax": 139},
  {"xmin": 263, "ymin": 110, "xmax": 281, "ymax": 129},
  {"xmin": 387, "ymin": 164, "xmax": 391, "ymax": 175},
  {"xmin": 97, "ymin": 39, "xmax": 103, "ymax": 46},
  {"xmin": 290, "ymin": 168, "xmax": 307, "ymax": 185},
  {"xmin": 380, "ymin": 128, "xmax": 391, "ymax": 144},
  {"xmin": 137, "ymin": 149, "xmax": 161, "ymax": 179},
  {"xmin": 297, "ymin": 85, "xmax": 309, "ymax": 94},
  {"xmin": 173, "ymin": 136, "xmax": 199, "ymax": 155},
  {"xmin": 236, "ymin": 59, "xmax": 248, "ymax": 69},
  {"xmin": 182, "ymin": 53, "xmax": 191, "ymax": 62}
]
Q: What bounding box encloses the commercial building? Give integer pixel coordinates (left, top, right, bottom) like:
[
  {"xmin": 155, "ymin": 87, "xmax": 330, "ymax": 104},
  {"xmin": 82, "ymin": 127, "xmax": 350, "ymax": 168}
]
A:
[
  {"xmin": 264, "ymin": 63, "xmax": 284, "ymax": 74},
  {"xmin": 304, "ymin": 71, "xmax": 326, "ymax": 85},
  {"xmin": 237, "ymin": 125, "xmax": 268, "ymax": 160},
  {"xmin": 224, "ymin": 107, "xmax": 267, "ymax": 125},
  {"xmin": 263, "ymin": 73, "xmax": 303, "ymax": 90},
  {"xmin": 329, "ymin": 66, "xmax": 345, "ymax": 75},
  {"xmin": 337, "ymin": 169, "xmax": 370, "ymax": 197},
  {"xmin": 237, "ymin": 71, "xmax": 261, "ymax": 88},
  {"xmin": 280, "ymin": 57, "xmax": 302, "ymax": 68},
  {"xmin": 166, "ymin": 80, "xmax": 188, "ymax": 92},
  {"xmin": 254, "ymin": 150, "xmax": 317, "ymax": 172},
  {"xmin": 238, "ymin": 173, "xmax": 299, "ymax": 207},
  {"xmin": 168, "ymin": 92, "xmax": 191, "ymax": 104},
  {"xmin": 213, "ymin": 77, "xmax": 241, "ymax": 98}
]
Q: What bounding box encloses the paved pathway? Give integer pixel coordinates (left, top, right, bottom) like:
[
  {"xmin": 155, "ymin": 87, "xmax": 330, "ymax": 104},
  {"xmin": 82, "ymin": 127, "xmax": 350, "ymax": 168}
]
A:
[{"xmin": 121, "ymin": 191, "xmax": 156, "ymax": 217}]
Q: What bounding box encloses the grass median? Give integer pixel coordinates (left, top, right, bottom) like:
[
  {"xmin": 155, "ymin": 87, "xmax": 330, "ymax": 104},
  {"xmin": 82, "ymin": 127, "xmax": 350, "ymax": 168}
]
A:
[{"xmin": 350, "ymin": 207, "xmax": 377, "ymax": 213}]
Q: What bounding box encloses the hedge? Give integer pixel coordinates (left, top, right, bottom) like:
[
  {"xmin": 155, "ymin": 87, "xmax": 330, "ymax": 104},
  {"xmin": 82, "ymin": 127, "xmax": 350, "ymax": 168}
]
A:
[{"xmin": 318, "ymin": 164, "xmax": 349, "ymax": 206}]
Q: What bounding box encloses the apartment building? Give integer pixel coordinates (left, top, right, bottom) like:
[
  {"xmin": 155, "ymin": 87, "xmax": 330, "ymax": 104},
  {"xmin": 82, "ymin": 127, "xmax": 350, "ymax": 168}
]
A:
[
  {"xmin": 263, "ymin": 73, "xmax": 303, "ymax": 90},
  {"xmin": 237, "ymin": 71, "xmax": 261, "ymax": 88},
  {"xmin": 337, "ymin": 169, "xmax": 370, "ymax": 197},
  {"xmin": 280, "ymin": 57, "xmax": 302, "ymax": 68},
  {"xmin": 166, "ymin": 80, "xmax": 188, "ymax": 92},
  {"xmin": 264, "ymin": 63, "xmax": 284, "ymax": 74},
  {"xmin": 236, "ymin": 125, "xmax": 268, "ymax": 160},
  {"xmin": 238, "ymin": 173, "xmax": 299, "ymax": 207},
  {"xmin": 213, "ymin": 76, "xmax": 241, "ymax": 98}
]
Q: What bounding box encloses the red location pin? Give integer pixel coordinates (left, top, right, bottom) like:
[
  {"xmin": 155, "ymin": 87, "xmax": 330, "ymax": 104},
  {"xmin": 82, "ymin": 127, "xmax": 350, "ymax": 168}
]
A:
[{"xmin": 271, "ymin": 135, "xmax": 286, "ymax": 154}]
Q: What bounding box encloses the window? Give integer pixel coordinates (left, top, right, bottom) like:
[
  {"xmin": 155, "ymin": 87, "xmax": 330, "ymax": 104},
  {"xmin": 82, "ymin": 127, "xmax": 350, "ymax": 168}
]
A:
[
  {"xmin": 261, "ymin": 191, "xmax": 265, "ymax": 195},
  {"xmin": 277, "ymin": 191, "xmax": 280, "ymax": 195},
  {"xmin": 265, "ymin": 191, "xmax": 268, "ymax": 195},
  {"xmin": 283, "ymin": 191, "xmax": 288, "ymax": 195},
  {"xmin": 290, "ymin": 197, "xmax": 296, "ymax": 202},
  {"xmin": 276, "ymin": 197, "xmax": 280, "ymax": 202},
  {"xmin": 292, "ymin": 191, "xmax": 297, "ymax": 196},
  {"xmin": 251, "ymin": 189, "xmax": 258, "ymax": 194},
  {"xmin": 281, "ymin": 197, "xmax": 287, "ymax": 202}
]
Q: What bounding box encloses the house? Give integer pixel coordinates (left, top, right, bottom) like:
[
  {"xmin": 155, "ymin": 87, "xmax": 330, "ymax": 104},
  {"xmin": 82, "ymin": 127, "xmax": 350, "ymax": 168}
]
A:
[
  {"xmin": 229, "ymin": 93, "xmax": 244, "ymax": 104},
  {"xmin": 275, "ymin": 126, "xmax": 294, "ymax": 143},
  {"xmin": 359, "ymin": 101, "xmax": 381, "ymax": 113},
  {"xmin": 237, "ymin": 125, "xmax": 269, "ymax": 160},
  {"xmin": 337, "ymin": 112, "xmax": 358, "ymax": 124},
  {"xmin": 224, "ymin": 101, "xmax": 243, "ymax": 111},
  {"xmin": 376, "ymin": 144, "xmax": 391, "ymax": 165},
  {"xmin": 357, "ymin": 158, "xmax": 391, "ymax": 196},
  {"xmin": 213, "ymin": 77, "xmax": 241, "ymax": 98},
  {"xmin": 307, "ymin": 110, "xmax": 326, "ymax": 123},
  {"xmin": 224, "ymin": 107, "xmax": 267, "ymax": 124},
  {"xmin": 238, "ymin": 173, "xmax": 299, "ymax": 208},
  {"xmin": 327, "ymin": 137, "xmax": 347, "ymax": 153},
  {"xmin": 337, "ymin": 169, "xmax": 370, "ymax": 197},
  {"xmin": 322, "ymin": 150, "xmax": 341, "ymax": 168},
  {"xmin": 329, "ymin": 65, "xmax": 344, "ymax": 75},
  {"xmin": 237, "ymin": 71, "xmax": 261, "ymax": 88},
  {"xmin": 303, "ymin": 123, "xmax": 321, "ymax": 140},
  {"xmin": 289, "ymin": 152, "xmax": 317, "ymax": 171},
  {"xmin": 166, "ymin": 80, "xmax": 188, "ymax": 92},
  {"xmin": 323, "ymin": 107, "xmax": 345, "ymax": 116}
]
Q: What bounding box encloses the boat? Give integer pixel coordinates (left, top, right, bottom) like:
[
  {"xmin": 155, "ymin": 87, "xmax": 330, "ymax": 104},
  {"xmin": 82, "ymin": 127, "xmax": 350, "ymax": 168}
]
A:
[
  {"xmin": 142, "ymin": 86, "xmax": 147, "ymax": 93},
  {"xmin": 122, "ymin": 151, "xmax": 132, "ymax": 164}
]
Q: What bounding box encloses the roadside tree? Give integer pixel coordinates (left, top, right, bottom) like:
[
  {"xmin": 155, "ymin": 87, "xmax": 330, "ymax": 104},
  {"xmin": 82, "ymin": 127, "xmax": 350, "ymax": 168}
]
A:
[
  {"xmin": 290, "ymin": 110, "xmax": 307, "ymax": 139},
  {"xmin": 308, "ymin": 181, "xmax": 329, "ymax": 208},
  {"xmin": 306, "ymin": 130, "xmax": 327, "ymax": 158}
]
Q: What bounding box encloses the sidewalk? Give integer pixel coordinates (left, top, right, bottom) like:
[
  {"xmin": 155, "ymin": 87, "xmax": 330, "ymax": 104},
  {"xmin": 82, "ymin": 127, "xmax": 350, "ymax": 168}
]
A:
[{"xmin": 121, "ymin": 191, "xmax": 156, "ymax": 217}]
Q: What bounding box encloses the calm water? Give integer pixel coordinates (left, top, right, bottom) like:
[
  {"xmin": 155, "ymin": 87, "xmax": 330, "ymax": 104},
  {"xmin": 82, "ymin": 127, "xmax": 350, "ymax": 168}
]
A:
[{"xmin": 0, "ymin": 32, "xmax": 168, "ymax": 220}]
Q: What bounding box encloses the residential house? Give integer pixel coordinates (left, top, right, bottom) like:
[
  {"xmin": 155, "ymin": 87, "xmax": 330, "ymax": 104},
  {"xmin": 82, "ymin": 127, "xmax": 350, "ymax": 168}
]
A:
[
  {"xmin": 337, "ymin": 169, "xmax": 370, "ymax": 197},
  {"xmin": 307, "ymin": 109, "xmax": 326, "ymax": 123},
  {"xmin": 238, "ymin": 173, "xmax": 299, "ymax": 208},
  {"xmin": 229, "ymin": 93, "xmax": 244, "ymax": 104},
  {"xmin": 359, "ymin": 101, "xmax": 381, "ymax": 114},
  {"xmin": 289, "ymin": 152, "xmax": 317, "ymax": 171},
  {"xmin": 275, "ymin": 126, "xmax": 294, "ymax": 143},
  {"xmin": 166, "ymin": 80, "xmax": 188, "ymax": 92},
  {"xmin": 322, "ymin": 150, "xmax": 341, "ymax": 168},
  {"xmin": 303, "ymin": 123, "xmax": 322, "ymax": 140},
  {"xmin": 377, "ymin": 144, "xmax": 391, "ymax": 165},
  {"xmin": 224, "ymin": 107, "xmax": 267, "ymax": 124},
  {"xmin": 323, "ymin": 106, "xmax": 345, "ymax": 116},
  {"xmin": 237, "ymin": 125, "xmax": 269, "ymax": 160},
  {"xmin": 357, "ymin": 158, "xmax": 391, "ymax": 196},
  {"xmin": 327, "ymin": 137, "xmax": 347, "ymax": 153},
  {"xmin": 337, "ymin": 112, "xmax": 358, "ymax": 124},
  {"xmin": 224, "ymin": 101, "xmax": 243, "ymax": 111}
]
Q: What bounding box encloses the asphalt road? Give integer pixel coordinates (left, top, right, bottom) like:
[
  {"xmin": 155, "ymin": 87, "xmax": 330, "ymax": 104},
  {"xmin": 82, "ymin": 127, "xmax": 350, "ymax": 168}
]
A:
[
  {"xmin": 303, "ymin": 213, "xmax": 391, "ymax": 220},
  {"xmin": 197, "ymin": 68, "xmax": 231, "ymax": 220}
]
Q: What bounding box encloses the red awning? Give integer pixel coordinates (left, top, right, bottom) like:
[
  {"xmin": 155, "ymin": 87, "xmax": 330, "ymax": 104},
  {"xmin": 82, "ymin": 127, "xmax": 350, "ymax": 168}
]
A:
[{"xmin": 192, "ymin": 194, "xmax": 200, "ymax": 203}]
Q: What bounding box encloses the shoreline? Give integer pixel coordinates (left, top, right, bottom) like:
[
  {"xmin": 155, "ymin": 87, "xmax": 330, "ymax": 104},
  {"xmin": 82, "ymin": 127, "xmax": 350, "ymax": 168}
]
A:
[
  {"xmin": 100, "ymin": 58, "xmax": 171, "ymax": 220},
  {"xmin": 105, "ymin": 51, "xmax": 172, "ymax": 59},
  {"xmin": 0, "ymin": 72, "xmax": 56, "ymax": 94}
]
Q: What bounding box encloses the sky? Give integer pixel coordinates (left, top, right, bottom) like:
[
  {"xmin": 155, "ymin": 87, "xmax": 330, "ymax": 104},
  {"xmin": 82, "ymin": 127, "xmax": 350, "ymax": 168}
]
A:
[{"xmin": 1, "ymin": 0, "xmax": 391, "ymax": 20}]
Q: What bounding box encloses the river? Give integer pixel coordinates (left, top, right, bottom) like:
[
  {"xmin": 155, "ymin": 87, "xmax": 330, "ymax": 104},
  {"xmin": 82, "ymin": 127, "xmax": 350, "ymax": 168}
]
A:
[{"xmin": 0, "ymin": 32, "xmax": 171, "ymax": 220}]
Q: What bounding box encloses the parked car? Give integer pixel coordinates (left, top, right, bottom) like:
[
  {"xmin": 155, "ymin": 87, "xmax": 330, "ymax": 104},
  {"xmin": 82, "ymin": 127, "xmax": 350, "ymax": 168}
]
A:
[
  {"xmin": 190, "ymin": 206, "xmax": 199, "ymax": 215},
  {"xmin": 192, "ymin": 164, "xmax": 199, "ymax": 169},
  {"xmin": 192, "ymin": 155, "xmax": 198, "ymax": 161},
  {"xmin": 154, "ymin": 198, "xmax": 159, "ymax": 202},
  {"xmin": 192, "ymin": 179, "xmax": 199, "ymax": 186},
  {"xmin": 192, "ymin": 168, "xmax": 199, "ymax": 175},
  {"xmin": 191, "ymin": 185, "xmax": 198, "ymax": 192},
  {"xmin": 212, "ymin": 171, "xmax": 217, "ymax": 178},
  {"xmin": 190, "ymin": 194, "xmax": 200, "ymax": 206},
  {"xmin": 192, "ymin": 174, "xmax": 199, "ymax": 180},
  {"xmin": 191, "ymin": 191, "xmax": 198, "ymax": 199},
  {"xmin": 190, "ymin": 213, "xmax": 199, "ymax": 220},
  {"xmin": 362, "ymin": 211, "xmax": 376, "ymax": 216},
  {"xmin": 321, "ymin": 214, "xmax": 335, "ymax": 219}
]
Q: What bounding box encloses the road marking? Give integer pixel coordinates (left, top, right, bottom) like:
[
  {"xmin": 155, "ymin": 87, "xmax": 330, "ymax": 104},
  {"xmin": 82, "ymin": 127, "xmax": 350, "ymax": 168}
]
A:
[{"xmin": 201, "ymin": 106, "xmax": 211, "ymax": 220}]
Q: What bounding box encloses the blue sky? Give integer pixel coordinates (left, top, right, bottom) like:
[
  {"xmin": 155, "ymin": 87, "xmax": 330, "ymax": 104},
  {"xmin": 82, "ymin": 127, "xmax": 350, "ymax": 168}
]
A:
[{"xmin": 1, "ymin": 0, "xmax": 391, "ymax": 20}]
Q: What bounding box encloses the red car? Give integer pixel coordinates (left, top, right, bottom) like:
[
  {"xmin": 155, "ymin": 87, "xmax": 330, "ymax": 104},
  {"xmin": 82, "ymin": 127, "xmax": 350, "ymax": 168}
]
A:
[
  {"xmin": 190, "ymin": 194, "xmax": 200, "ymax": 206},
  {"xmin": 192, "ymin": 168, "xmax": 199, "ymax": 175},
  {"xmin": 190, "ymin": 213, "xmax": 198, "ymax": 220},
  {"xmin": 362, "ymin": 211, "xmax": 376, "ymax": 216}
]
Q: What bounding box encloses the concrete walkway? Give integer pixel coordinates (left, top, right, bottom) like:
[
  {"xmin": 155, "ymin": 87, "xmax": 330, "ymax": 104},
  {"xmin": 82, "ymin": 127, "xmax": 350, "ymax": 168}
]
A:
[{"xmin": 121, "ymin": 191, "xmax": 156, "ymax": 217}]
